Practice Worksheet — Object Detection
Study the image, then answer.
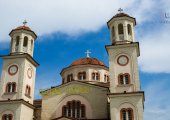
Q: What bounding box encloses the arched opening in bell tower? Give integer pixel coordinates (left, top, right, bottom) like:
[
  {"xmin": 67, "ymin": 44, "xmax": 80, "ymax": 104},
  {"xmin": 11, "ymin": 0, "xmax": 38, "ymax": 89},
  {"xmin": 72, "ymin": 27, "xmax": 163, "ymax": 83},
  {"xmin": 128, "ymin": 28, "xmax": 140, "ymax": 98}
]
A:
[
  {"xmin": 127, "ymin": 24, "xmax": 132, "ymax": 41},
  {"xmin": 118, "ymin": 24, "xmax": 124, "ymax": 40},
  {"xmin": 112, "ymin": 26, "xmax": 115, "ymax": 43}
]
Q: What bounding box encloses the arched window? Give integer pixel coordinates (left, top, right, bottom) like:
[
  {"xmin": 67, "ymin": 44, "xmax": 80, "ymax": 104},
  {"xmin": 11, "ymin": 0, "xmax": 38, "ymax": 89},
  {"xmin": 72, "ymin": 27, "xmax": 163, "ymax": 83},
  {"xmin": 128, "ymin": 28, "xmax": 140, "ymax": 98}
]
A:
[
  {"xmin": 6, "ymin": 82, "xmax": 16, "ymax": 93},
  {"xmin": 120, "ymin": 108, "xmax": 134, "ymax": 120},
  {"xmin": 112, "ymin": 26, "xmax": 115, "ymax": 40},
  {"xmin": 78, "ymin": 72, "xmax": 86, "ymax": 80},
  {"xmin": 62, "ymin": 100, "xmax": 86, "ymax": 119},
  {"xmin": 2, "ymin": 114, "xmax": 13, "ymax": 120},
  {"xmin": 67, "ymin": 74, "xmax": 73, "ymax": 82},
  {"xmin": 12, "ymin": 82, "xmax": 16, "ymax": 92},
  {"xmin": 118, "ymin": 24, "xmax": 124, "ymax": 34},
  {"xmin": 118, "ymin": 73, "xmax": 130, "ymax": 85},
  {"xmin": 16, "ymin": 36, "xmax": 20, "ymax": 46},
  {"xmin": 128, "ymin": 24, "xmax": 132, "ymax": 35},
  {"xmin": 104, "ymin": 74, "xmax": 109, "ymax": 82},
  {"xmin": 92, "ymin": 72, "xmax": 100, "ymax": 80},
  {"xmin": 25, "ymin": 85, "xmax": 31, "ymax": 97},
  {"xmin": 23, "ymin": 36, "xmax": 28, "ymax": 47}
]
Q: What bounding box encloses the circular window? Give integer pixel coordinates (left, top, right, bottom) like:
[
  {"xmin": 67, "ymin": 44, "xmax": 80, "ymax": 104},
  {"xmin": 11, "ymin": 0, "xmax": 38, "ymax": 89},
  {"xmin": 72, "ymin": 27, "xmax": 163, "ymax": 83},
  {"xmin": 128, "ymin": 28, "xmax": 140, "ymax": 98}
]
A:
[
  {"xmin": 8, "ymin": 65, "xmax": 18, "ymax": 75},
  {"xmin": 117, "ymin": 55, "xmax": 129, "ymax": 66}
]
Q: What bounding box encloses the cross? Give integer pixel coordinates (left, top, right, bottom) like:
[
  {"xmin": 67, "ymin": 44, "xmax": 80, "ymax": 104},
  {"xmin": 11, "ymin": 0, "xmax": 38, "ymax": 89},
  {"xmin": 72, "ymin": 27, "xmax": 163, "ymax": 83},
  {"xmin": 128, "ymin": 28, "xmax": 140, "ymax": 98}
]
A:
[
  {"xmin": 23, "ymin": 20, "xmax": 27, "ymax": 26},
  {"xmin": 118, "ymin": 8, "xmax": 123, "ymax": 13},
  {"xmin": 85, "ymin": 50, "xmax": 91, "ymax": 58}
]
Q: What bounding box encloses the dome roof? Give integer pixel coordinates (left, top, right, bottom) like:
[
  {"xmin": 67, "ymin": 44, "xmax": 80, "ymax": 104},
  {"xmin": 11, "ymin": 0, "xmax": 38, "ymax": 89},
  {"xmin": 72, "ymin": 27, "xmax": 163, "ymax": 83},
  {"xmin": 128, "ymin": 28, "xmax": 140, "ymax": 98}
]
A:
[
  {"xmin": 107, "ymin": 12, "xmax": 136, "ymax": 27},
  {"xmin": 9, "ymin": 25, "xmax": 37, "ymax": 38},
  {"xmin": 70, "ymin": 57, "xmax": 106, "ymax": 66},
  {"xmin": 14, "ymin": 25, "xmax": 32, "ymax": 31}
]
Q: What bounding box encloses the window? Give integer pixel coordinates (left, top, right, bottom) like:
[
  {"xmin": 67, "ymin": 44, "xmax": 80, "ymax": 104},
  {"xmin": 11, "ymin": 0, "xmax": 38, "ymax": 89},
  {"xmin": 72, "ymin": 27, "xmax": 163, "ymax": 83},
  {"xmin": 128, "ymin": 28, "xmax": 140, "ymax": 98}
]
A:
[
  {"xmin": 104, "ymin": 74, "xmax": 109, "ymax": 82},
  {"xmin": 118, "ymin": 24, "xmax": 124, "ymax": 34},
  {"xmin": 128, "ymin": 24, "xmax": 132, "ymax": 35},
  {"xmin": 120, "ymin": 108, "xmax": 134, "ymax": 120},
  {"xmin": 78, "ymin": 72, "xmax": 86, "ymax": 80},
  {"xmin": 62, "ymin": 78, "xmax": 65, "ymax": 84},
  {"xmin": 67, "ymin": 74, "xmax": 73, "ymax": 82},
  {"xmin": 23, "ymin": 36, "xmax": 28, "ymax": 47},
  {"xmin": 25, "ymin": 85, "xmax": 31, "ymax": 97},
  {"xmin": 6, "ymin": 82, "xmax": 16, "ymax": 93},
  {"xmin": 31, "ymin": 40, "xmax": 33, "ymax": 51},
  {"xmin": 112, "ymin": 26, "xmax": 115, "ymax": 38},
  {"xmin": 62, "ymin": 100, "xmax": 86, "ymax": 119},
  {"xmin": 118, "ymin": 73, "xmax": 130, "ymax": 85},
  {"xmin": 2, "ymin": 114, "xmax": 13, "ymax": 120},
  {"xmin": 92, "ymin": 72, "xmax": 100, "ymax": 80},
  {"xmin": 16, "ymin": 36, "xmax": 20, "ymax": 46}
]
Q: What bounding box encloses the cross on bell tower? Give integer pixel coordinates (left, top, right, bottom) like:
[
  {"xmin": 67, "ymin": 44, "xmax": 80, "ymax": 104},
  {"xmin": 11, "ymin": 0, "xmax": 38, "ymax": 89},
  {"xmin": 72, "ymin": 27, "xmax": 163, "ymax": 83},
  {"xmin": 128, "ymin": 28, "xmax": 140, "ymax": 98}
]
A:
[
  {"xmin": 23, "ymin": 20, "xmax": 27, "ymax": 26},
  {"xmin": 118, "ymin": 8, "xmax": 123, "ymax": 13},
  {"xmin": 85, "ymin": 50, "xmax": 91, "ymax": 58}
]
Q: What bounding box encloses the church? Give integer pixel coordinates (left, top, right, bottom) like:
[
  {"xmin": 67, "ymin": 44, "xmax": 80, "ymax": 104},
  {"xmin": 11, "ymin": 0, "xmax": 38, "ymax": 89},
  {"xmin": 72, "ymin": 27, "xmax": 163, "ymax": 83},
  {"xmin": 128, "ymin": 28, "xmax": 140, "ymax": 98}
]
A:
[{"xmin": 0, "ymin": 10, "xmax": 144, "ymax": 120}]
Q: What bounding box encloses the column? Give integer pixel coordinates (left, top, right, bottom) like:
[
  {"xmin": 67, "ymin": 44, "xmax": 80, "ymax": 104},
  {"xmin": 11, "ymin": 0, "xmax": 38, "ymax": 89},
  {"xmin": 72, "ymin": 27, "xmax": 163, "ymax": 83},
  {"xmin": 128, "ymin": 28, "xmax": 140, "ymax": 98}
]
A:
[
  {"xmin": 19, "ymin": 34, "xmax": 24, "ymax": 53},
  {"xmin": 123, "ymin": 21, "xmax": 128, "ymax": 41},
  {"xmin": 115, "ymin": 23, "xmax": 119, "ymax": 41},
  {"xmin": 131, "ymin": 23, "xmax": 135, "ymax": 42}
]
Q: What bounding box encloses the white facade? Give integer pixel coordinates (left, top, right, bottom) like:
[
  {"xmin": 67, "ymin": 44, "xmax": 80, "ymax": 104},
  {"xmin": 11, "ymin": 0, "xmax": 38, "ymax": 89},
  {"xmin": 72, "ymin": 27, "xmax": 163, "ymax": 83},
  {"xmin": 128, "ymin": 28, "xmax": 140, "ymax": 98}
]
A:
[
  {"xmin": 0, "ymin": 25, "xmax": 38, "ymax": 120},
  {"xmin": 0, "ymin": 11, "xmax": 144, "ymax": 120},
  {"xmin": 106, "ymin": 12, "xmax": 144, "ymax": 120}
]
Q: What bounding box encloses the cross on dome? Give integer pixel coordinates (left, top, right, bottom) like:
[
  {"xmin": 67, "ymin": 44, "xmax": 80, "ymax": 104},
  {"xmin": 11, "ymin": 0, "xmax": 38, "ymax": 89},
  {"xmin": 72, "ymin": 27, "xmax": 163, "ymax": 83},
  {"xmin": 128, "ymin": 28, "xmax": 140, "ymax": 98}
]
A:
[
  {"xmin": 23, "ymin": 20, "xmax": 27, "ymax": 26},
  {"xmin": 118, "ymin": 8, "xmax": 123, "ymax": 13},
  {"xmin": 85, "ymin": 50, "xmax": 91, "ymax": 58}
]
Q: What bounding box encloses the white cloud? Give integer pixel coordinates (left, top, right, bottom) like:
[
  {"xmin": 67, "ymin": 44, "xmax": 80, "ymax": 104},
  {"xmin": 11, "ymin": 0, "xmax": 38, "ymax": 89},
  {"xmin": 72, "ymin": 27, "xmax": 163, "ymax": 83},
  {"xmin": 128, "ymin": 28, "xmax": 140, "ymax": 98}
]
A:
[
  {"xmin": 0, "ymin": 0, "xmax": 170, "ymax": 73},
  {"xmin": 138, "ymin": 24, "xmax": 170, "ymax": 73},
  {"xmin": 0, "ymin": 0, "xmax": 157, "ymax": 42}
]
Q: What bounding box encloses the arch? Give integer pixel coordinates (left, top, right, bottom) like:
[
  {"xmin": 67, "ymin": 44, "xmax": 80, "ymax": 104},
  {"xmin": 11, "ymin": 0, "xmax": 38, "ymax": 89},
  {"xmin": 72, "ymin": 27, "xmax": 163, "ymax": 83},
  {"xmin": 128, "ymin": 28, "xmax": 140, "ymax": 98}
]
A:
[
  {"xmin": 23, "ymin": 36, "xmax": 28, "ymax": 47},
  {"xmin": 1, "ymin": 110, "xmax": 14, "ymax": 120},
  {"xmin": 120, "ymin": 108, "xmax": 134, "ymax": 120},
  {"xmin": 62, "ymin": 100, "xmax": 86, "ymax": 118},
  {"xmin": 118, "ymin": 74, "xmax": 124, "ymax": 85},
  {"xmin": 53, "ymin": 94, "xmax": 93, "ymax": 119},
  {"xmin": 11, "ymin": 82, "xmax": 16, "ymax": 92},
  {"xmin": 92, "ymin": 72, "xmax": 100, "ymax": 80},
  {"xmin": 16, "ymin": 36, "xmax": 20, "ymax": 46},
  {"xmin": 78, "ymin": 71, "xmax": 86, "ymax": 80},
  {"xmin": 118, "ymin": 102, "xmax": 137, "ymax": 120},
  {"xmin": 67, "ymin": 74, "xmax": 73, "ymax": 82},
  {"xmin": 118, "ymin": 73, "xmax": 130, "ymax": 85},
  {"xmin": 25, "ymin": 85, "xmax": 31, "ymax": 96},
  {"xmin": 112, "ymin": 26, "xmax": 115, "ymax": 42},
  {"xmin": 6, "ymin": 82, "xmax": 16, "ymax": 93},
  {"xmin": 128, "ymin": 24, "xmax": 132, "ymax": 35},
  {"xmin": 104, "ymin": 74, "xmax": 109, "ymax": 82},
  {"xmin": 118, "ymin": 24, "xmax": 124, "ymax": 34}
]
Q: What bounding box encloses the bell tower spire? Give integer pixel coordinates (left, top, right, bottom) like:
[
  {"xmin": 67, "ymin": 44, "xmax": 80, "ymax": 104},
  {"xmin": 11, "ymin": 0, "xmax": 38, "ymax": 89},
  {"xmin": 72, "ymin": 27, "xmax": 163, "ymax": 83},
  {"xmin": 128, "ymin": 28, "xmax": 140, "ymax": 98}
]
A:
[
  {"xmin": 9, "ymin": 21, "xmax": 37, "ymax": 57},
  {"xmin": 107, "ymin": 9, "xmax": 136, "ymax": 45},
  {"xmin": 106, "ymin": 10, "xmax": 144, "ymax": 120}
]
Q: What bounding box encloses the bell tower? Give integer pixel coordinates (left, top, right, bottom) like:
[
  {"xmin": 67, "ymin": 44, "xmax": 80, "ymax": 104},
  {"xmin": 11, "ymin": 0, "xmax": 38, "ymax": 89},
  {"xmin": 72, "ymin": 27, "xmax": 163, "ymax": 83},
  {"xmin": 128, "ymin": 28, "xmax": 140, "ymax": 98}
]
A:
[
  {"xmin": 0, "ymin": 21, "xmax": 39, "ymax": 120},
  {"xmin": 9, "ymin": 20, "xmax": 36, "ymax": 56},
  {"xmin": 106, "ymin": 9, "xmax": 144, "ymax": 120}
]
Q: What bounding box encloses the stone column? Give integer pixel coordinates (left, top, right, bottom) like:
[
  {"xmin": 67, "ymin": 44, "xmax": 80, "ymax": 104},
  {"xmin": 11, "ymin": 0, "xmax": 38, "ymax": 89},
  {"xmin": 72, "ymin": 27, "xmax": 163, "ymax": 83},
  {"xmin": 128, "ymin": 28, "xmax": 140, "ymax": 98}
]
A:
[
  {"xmin": 19, "ymin": 34, "xmax": 24, "ymax": 53},
  {"xmin": 115, "ymin": 23, "xmax": 119, "ymax": 41},
  {"xmin": 123, "ymin": 21, "xmax": 128, "ymax": 41}
]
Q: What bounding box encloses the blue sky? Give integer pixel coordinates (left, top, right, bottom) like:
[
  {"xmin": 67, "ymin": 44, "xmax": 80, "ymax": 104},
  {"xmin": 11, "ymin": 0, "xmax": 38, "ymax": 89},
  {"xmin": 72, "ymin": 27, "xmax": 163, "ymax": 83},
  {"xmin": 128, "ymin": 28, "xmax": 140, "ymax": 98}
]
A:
[{"xmin": 0, "ymin": 0, "xmax": 170, "ymax": 120}]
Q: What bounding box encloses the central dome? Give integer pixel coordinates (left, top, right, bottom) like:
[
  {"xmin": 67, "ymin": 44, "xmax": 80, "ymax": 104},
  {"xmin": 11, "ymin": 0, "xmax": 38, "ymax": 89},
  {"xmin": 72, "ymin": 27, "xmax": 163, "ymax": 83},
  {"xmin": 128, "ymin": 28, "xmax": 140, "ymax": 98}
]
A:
[{"xmin": 70, "ymin": 57, "xmax": 105, "ymax": 66}]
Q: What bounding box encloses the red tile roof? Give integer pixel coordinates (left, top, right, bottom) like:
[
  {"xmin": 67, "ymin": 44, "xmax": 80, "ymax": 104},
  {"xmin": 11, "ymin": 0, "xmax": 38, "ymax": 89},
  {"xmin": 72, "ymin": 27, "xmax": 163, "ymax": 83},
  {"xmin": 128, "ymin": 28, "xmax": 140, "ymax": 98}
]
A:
[
  {"xmin": 9, "ymin": 25, "xmax": 37, "ymax": 38},
  {"xmin": 70, "ymin": 57, "xmax": 105, "ymax": 66},
  {"xmin": 14, "ymin": 26, "xmax": 32, "ymax": 31}
]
